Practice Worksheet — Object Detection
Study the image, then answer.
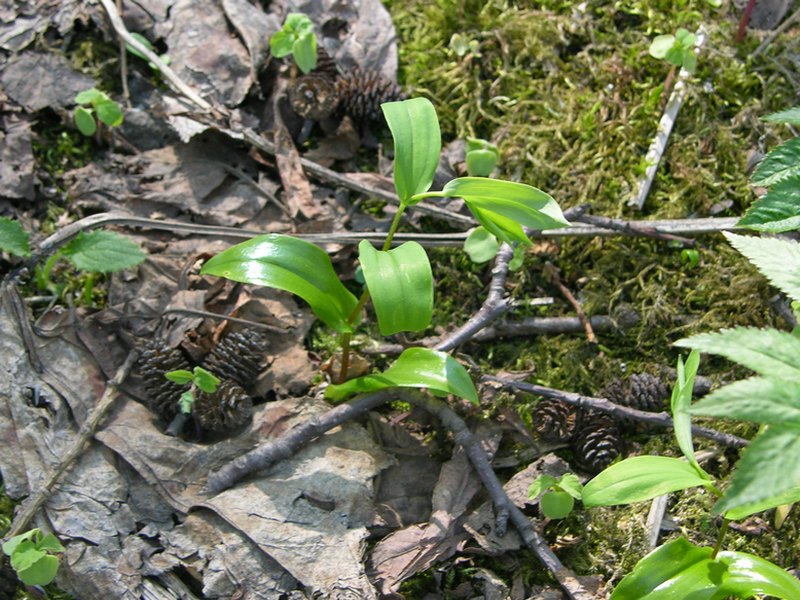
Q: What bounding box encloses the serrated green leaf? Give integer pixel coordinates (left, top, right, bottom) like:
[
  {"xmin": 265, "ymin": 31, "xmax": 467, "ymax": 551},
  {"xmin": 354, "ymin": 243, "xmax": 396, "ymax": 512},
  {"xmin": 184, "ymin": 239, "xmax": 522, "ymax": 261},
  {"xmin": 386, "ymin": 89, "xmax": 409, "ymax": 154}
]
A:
[
  {"xmin": 382, "ymin": 98, "xmax": 441, "ymax": 204},
  {"xmin": 528, "ymin": 474, "xmax": 558, "ymax": 499},
  {"xmin": 649, "ymin": 34, "xmax": 674, "ymax": 59},
  {"xmin": 192, "ymin": 366, "xmax": 220, "ymax": 393},
  {"xmin": 61, "ymin": 230, "xmax": 145, "ymax": 273},
  {"xmin": 358, "ymin": 240, "xmax": 432, "ymax": 335},
  {"xmin": 752, "ymin": 137, "xmax": 800, "ymax": 187},
  {"xmin": 95, "ymin": 99, "xmax": 124, "ymax": 127},
  {"xmin": 0, "ymin": 217, "xmax": 31, "ymax": 257},
  {"xmin": 738, "ymin": 177, "xmax": 800, "ymax": 232},
  {"xmin": 16, "ymin": 554, "xmax": 60, "ymax": 586},
  {"xmin": 764, "ymin": 107, "xmax": 800, "ymax": 125},
  {"xmin": 463, "ymin": 227, "xmax": 499, "ymax": 263},
  {"xmin": 74, "ymin": 106, "xmax": 96, "ymax": 136},
  {"xmin": 540, "ymin": 491, "xmax": 574, "ymax": 519},
  {"xmin": 724, "ymin": 232, "xmax": 800, "ymax": 302},
  {"xmin": 676, "ymin": 326, "xmax": 800, "ymax": 381},
  {"xmin": 582, "ymin": 456, "xmax": 712, "ymax": 507},
  {"xmin": 688, "ymin": 377, "xmax": 800, "ymax": 427},
  {"xmin": 292, "ymin": 32, "xmax": 317, "ymax": 74},
  {"xmin": 164, "ymin": 370, "xmax": 193, "ymax": 385},
  {"xmin": 325, "ymin": 347, "xmax": 478, "ymax": 404},
  {"xmin": 200, "ymin": 234, "xmax": 358, "ymax": 333},
  {"xmin": 724, "ymin": 486, "xmax": 800, "ymax": 520},
  {"xmin": 269, "ymin": 30, "xmax": 294, "ymax": 57},
  {"xmin": 671, "ymin": 351, "xmax": 701, "ymax": 472},
  {"xmin": 713, "ymin": 425, "xmax": 800, "ymax": 515},
  {"xmin": 74, "ymin": 88, "xmax": 105, "ymax": 105},
  {"xmin": 556, "ymin": 473, "xmax": 583, "ymax": 499}
]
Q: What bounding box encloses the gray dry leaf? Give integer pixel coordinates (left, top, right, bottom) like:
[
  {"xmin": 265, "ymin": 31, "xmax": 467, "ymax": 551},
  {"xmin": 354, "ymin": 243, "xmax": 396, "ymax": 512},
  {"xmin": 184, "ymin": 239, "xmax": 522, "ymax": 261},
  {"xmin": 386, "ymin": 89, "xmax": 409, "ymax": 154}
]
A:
[
  {"xmin": 0, "ymin": 113, "xmax": 35, "ymax": 200},
  {"xmin": 0, "ymin": 52, "xmax": 95, "ymax": 111},
  {"xmin": 0, "ymin": 0, "xmax": 90, "ymax": 52},
  {"xmin": 221, "ymin": 0, "xmax": 280, "ymax": 83}
]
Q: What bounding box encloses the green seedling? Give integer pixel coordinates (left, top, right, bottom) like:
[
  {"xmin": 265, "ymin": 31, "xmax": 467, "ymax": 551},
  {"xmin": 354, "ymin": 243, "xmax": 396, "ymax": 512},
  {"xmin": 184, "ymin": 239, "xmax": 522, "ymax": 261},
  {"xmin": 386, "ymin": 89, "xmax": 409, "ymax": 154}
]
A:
[
  {"xmin": 270, "ymin": 13, "xmax": 317, "ymax": 74},
  {"xmin": 648, "ymin": 28, "xmax": 697, "ymax": 74},
  {"xmin": 2, "ymin": 528, "xmax": 64, "ymax": 586},
  {"xmin": 73, "ymin": 88, "xmax": 124, "ymax": 137},
  {"xmin": 126, "ymin": 32, "xmax": 171, "ymax": 72},
  {"xmin": 465, "ymin": 137, "xmax": 499, "ymax": 178},
  {"xmin": 201, "ymin": 97, "xmax": 568, "ymax": 401},
  {"xmin": 528, "ymin": 473, "xmax": 583, "ymax": 520},
  {"xmin": 164, "ymin": 366, "xmax": 220, "ymax": 414},
  {"xmin": 449, "ymin": 33, "xmax": 481, "ymax": 60},
  {"xmin": 679, "ymin": 248, "xmax": 699, "ymax": 269}
]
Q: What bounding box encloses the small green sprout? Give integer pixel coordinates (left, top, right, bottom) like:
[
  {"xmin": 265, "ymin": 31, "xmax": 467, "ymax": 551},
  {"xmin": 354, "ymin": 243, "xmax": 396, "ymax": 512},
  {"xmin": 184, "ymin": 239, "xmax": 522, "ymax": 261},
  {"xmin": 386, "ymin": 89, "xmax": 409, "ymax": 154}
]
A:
[
  {"xmin": 270, "ymin": 13, "xmax": 317, "ymax": 74},
  {"xmin": 164, "ymin": 366, "xmax": 221, "ymax": 414},
  {"xmin": 449, "ymin": 33, "xmax": 481, "ymax": 59},
  {"xmin": 126, "ymin": 32, "xmax": 171, "ymax": 72},
  {"xmin": 680, "ymin": 248, "xmax": 700, "ymax": 269},
  {"xmin": 528, "ymin": 473, "xmax": 583, "ymax": 520},
  {"xmin": 465, "ymin": 137, "xmax": 499, "ymax": 178},
  {"xmin": 648, "ymin": 28, "xmax": 697, "ymax": 73},
  {"xmin": 73, "ymin": 88, "xmax": 124, "ymax": 137},
  {"xmin": 2, "ymin": 528, "xmax": 64, "ymax": 586}
]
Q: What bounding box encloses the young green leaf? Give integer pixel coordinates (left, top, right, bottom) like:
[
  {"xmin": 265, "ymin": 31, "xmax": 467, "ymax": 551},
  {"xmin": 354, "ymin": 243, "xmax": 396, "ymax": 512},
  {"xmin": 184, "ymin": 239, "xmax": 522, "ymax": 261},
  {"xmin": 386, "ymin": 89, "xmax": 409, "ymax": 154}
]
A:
[
  {"xmin": 466, "ymin": 148, "xmax": 499, "ymax": 177},
  {"xmin": 723, "ymin": 486, "xmax": 800, "ymax": 521},
  {"xmin": 540, "ymin": 490, "xmax": 574, "ymax": 519},
  {"xmin": 752, "ymin": 137, "xmax": 800, "ymax": 187},
  {"xmin": 269, "ymin": 30, "xmax": 294, "ymax": 57},
  {"xmin": 581, "ymin": 456, "xmax": 712, "ymax": 507},
  {"xmin": 325, "ymin": 347, "xmax": 478, "ymax": 404},
  {"xmin": 528, "ymin": 474, "xmax": 559, "ymax": 499},
  {"xmin": 74, "ymin": 106, "xmax": 97, "ymax": 136},
  {"xmin": 680, "ymin": 51, "xmax": 696, "ymax": 74},
  {"xmin": 675, "ymin": 326, "xmax": 800, "ymax": 381},
  {"xmin": 648, "ymin": 34, "xmax": 675, "ymax": 59},
  {"xmin": 61, "ymin": 230, "xmax": 145, "ymax": 273},
  {"xmin": 10, "ymin": 543, "xmax": 46, "ymax": 573},
  {"xmin": 670, "ymin": 350, "xmax": 701, "ymax": 473},
  {"xmin": 164, "ymin": 370, "xmax": 194, "ymax": 385},
  {"xmin": 192, "ymin": 366, "xmax": 220, "ymax": 394},
  {"xmin": 714, "ymin": 549, "xmax": 800, "ymax": 599},
  {"xmin": 381, "ymin": 98, "xmax": 441, "ymax": 204},
  {"xmin": 738, "ymin": 177, "xmax": 800, "ymax": 232},
  {"xmin": 463, "ymin": 227, "xmax": 500, "ymax": 263},
  {"xmin": 764, "ymin": 106, "xmax": 800, "ymax": 125},
  {"xmin": 688, "ymin": 377, "xmax": 800, "ymax": 427},
  {"xmin": 723, "ymin": 233, "xmax": 800, "ymax": 303},
  {"xmin": 16, "ymin": 554, "xmax": 60, "ymax": 587},
  {"xmin": 284, "ymin": 12, "xmax": 314, "ymax": 34},
  {"xmin": 95, "ymin": 99, "xmax": 124, "ymax": 127},
  {"xmin": 74, "ymin": 88, "xmax": 105, "ymax": 105},
  {"xmin": 557, "ymin": 473, "xmax": 583, "ymax": 499},
  {"xmin": 358, "ymin": 240, "xmax": 433, "ymax": 335},
  {"xmin": 292, "ymin": 32, "xmax": 317, "ymax": 74},
  {"xmin": 36, "ymin": 534, "xmax": 65, "ymax": 554},
  {"xmin": 0, "ymin": 217, "xmax": 31, "ymax": 257},
  {"xmin": 125, "ymin": 32, "xmax": 155, "ymax": 61},
  {"xmin": 2, "ymin": 530, "xmax": 38, "ymax": 556},
  {"xmin": 200, "ymin": 234, "xmax": 359, "ymax": 333}
]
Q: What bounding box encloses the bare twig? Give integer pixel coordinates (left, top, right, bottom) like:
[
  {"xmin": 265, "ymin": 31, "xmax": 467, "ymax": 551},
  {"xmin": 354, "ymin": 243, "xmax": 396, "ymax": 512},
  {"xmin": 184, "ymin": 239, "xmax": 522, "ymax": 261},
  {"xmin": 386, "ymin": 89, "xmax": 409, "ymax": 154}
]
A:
[
  {"xmin": 5, "ymin": 349, "xmax": 139, "ymax": 539},
  {"xmin": 736, "ymin": 0, "xmax": 758, "ymax": 43},
  {"xmin": 544, "ymin": 262, "xmax": 599, "ymax": 347},
  {"xmin": 115, "ymin": 0, "xmax": 130, "ymax": 106},
  {"xmin": 484, "ymin": 375, "xmax": 749, "ymax": 448},
  {"xmin": 753, "ymin": 7, "xmax": 800, "ymax": 57},
  {"xmin": 574, "ymin": 213, "xmax": 696, "ymax": 247}
]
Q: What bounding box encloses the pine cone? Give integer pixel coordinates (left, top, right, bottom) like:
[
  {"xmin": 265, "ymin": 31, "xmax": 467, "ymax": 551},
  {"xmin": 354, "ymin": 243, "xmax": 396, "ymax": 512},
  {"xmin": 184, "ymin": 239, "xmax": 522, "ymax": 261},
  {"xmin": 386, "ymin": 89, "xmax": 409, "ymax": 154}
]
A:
[
  {"xmin": 532, "ymin": 398, "xmax": 577, "ymax": 443},
  {"xmin": 138, "ymin": 340, "xmax": 192, "ymax": 419},
  {"xmin": 289, "ymin": 72, "xmax": 340, "ymax": 121},
  {"xmin": 314, "ymin": 46, "xmax": 339, "ymax": 81},
  {"xmin": 0, "ymin": 555, "xmax": 18, "ymax": 600},
  {"xmin": 204, "ymin": 328, "xmax": 267, "ymax": 391},
  {"xmin": 193, "ymin": 380, "xmax": 253, "ymax": 433},
  {"xmin": 336, "ymin": 68, "xmax": 406, "ymax": 124},
  {"xmin": 602, "ymin": 373, "xmax": 669, "ymax": 413},
  {"xmin": 572, "ymin": 411, "xmax": 624, "ymax": 473}
]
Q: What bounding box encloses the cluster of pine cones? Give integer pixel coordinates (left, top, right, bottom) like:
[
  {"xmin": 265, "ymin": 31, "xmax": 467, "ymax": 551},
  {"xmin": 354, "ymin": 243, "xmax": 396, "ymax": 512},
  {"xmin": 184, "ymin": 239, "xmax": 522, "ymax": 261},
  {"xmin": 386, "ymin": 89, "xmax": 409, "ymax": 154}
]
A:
[
  {"xmin": 532, "ymin": 373, "xmax": 669, "ymax": 473},
  {"xmin": 287, "ymin": 48, "xmax": 405, "ymax": 126},
  {"xmin": 137, "ymin": 328, "xmax": 267, "ymax": 436}
]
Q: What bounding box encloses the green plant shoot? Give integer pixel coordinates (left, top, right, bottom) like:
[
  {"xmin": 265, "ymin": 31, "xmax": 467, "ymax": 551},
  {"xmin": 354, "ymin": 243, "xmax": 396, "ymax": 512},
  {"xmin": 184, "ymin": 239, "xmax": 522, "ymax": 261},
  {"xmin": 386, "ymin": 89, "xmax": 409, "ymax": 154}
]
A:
[
  {"xmin": 73, "ymin": 88, "xmax": 124, "ymax": 136},
  {"xmin": 126, "ymin": 32, "xmax": 171, "ymax": 72},
  {"xmin": 528, "ymin": 473, "xmax": 583, "ymax": 520},
  {"xmin": 2, "ymin": 528, "xmax": 64, "ymax": 586},
  {"xmin": 270, "ymin": 13, "xmax": 317, "ymax": 74},
  {"xmin": 165, "ymin": 366, "xmax": 220, "ymax": 413},
  {"xmin": 649, "ymin": 28, "xmax": 697, "ymax": 73},
  {"xmin": 465, "ymin": 137, "xmax": 499, "ymax": 177}
]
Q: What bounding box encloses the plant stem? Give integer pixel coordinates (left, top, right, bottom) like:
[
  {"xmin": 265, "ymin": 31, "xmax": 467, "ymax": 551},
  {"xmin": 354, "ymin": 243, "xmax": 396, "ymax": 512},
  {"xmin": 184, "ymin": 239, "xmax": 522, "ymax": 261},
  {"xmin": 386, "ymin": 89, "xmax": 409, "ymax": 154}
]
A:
[
  {"xmin": 712, "ymin": 518, "xmax": 730, "ymax": 560},
  {"xmin": 38, "ymin": 252, "xmax": 61, "ymax": 292},
  {"xmin": 82, "ymin": 272, "xmax": 95, "ymax": 306}
]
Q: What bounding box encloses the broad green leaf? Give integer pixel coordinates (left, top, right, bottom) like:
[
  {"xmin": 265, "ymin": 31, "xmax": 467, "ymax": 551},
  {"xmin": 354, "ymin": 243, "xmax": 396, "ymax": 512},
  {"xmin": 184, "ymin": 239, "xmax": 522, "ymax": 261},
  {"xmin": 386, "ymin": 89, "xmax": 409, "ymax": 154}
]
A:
[
  {"xmin": 382, "ymin": 98, "xmax": 441, "ymax": 204},
  {"xmin": 36, "ymin": 534, "xmax": 64, "ymax": 553},
  {"xmin": 714, "ymin": 550, "xmax": 800, "ymax": 599},
  {"xmin": 465, "ymin": 137, "xmax": 499, "ymax": 156},
  {"xmin": 556, "ymin": 473, "xmax": 583, "ymax": 499},
  {"xmin": 164, "ymin": 370, "xmax": 193, "ymax": 385},
  {"xmin": 688, "ymin": 377, "xmax": 800, "ymax": 427},
  {"xmin": 74, "ymin": 88, "xmax": 105, "ymax": 105},
  {"xmin": 681, "ymin": 51, "xmax": 696, "ymax": 74},
  {"xmin": 10, "ymin": 542, "xmax": 45, "ymax": 572},
  {"xmin": 738, "ymin": 177, "xmax": 800, "ymax": 232},
  {"xmin": 724, "ymin": 486, "xmax": 800, "ymax": 520},
  {"xmin": 764, "ymin": 107, "xmax": 800, "ymax": 125},
  {"xmin": 358, "ymin": 240, "xmax": 432, "ymax": 335},
  {"xmin": 2, "ymin": 530, "xmax": 38, "ymax": 557},
  {"xmin": 442, "ymin": 178, "xmax": 569, "ymax": 238},
  {"xmin": 582, "ymin": 456, "xmax": 712, "ymax": 507},
  {"xmin": 664, "ymin": 45, "xmax": 685, "ymax": 68},
  {"xmin": 528, "ymin": 474, "xmax": 558, "ymax": 499},
  {"xmin": 192, "ymin": 366, "xmax": 220, "ymax": 393},
  {"xmin": 466, "ymin": 148, "xmax": 499, "ymax": 177},
  {"xmin": 671, "ymin": 350, "xmax": 701, "ymax": 472},
  {"xmin": 62, "ymin": 230, "xmax": 145, "ymax": 273},
  {"xmin": 752, "ymin": 137, "xmax": 800, "ymax": 187},
  {"xmin": 713, "ymin": 425, "xmax": 800, "ymax": 515},
  {"xmin": 74, "ymin": 106, "xmax": 96, "ymax": 136},
  {"xmin": 675, "ymin": 326, "xmax": 800, "ymax": 381},
  {"xmin": 724, "ymin": 232, "xmax": 800, "ymax": 302},
  {"xmin": 540, "ymin": 491, "xmax": 574, "ymax": 519},
  {"xmin": 471, "ymin": 205, "xmax": 529, "ymax": 245},
  {"xmin": 325, "ymin": 347, "xmax": 478, "ymax": 404},
  {"xmin": 675, "ymin": 28, "xmax": 696, "ymax": 48},
  {"xmin": 292, "ymin": 32, "xmax": 317, "ymax": 74},
  {"xmin": 269, "ymin": 30, "xmax": 294, "ymax": 57},
  {"xmin": 463, "ymin": 227, "xmax": 499, "ymax": 263},
  {"xmin": 0, "ymin": 217, "xmax": 31, "ymax": 257},
  {"xmin": 200, "ymin": 234, "xmax": 359, "ymax": 333},
  {"xmin": 649, "ymin": 34, "xmax": 675, "ymax": 59},
  {"xmin": 284, "ymin": 13, "xmax": 314, "ymax": 35},
  {"xmin": 611, "ymin": 538, "xmax": 712, "ymax": 600},
  {"xmin": 16, "ymin": 554, "xmax": 60, "ymax": 586},
  {"xmin": 95, "ymin": 99, "xmax": 124, "ymax": 127}
]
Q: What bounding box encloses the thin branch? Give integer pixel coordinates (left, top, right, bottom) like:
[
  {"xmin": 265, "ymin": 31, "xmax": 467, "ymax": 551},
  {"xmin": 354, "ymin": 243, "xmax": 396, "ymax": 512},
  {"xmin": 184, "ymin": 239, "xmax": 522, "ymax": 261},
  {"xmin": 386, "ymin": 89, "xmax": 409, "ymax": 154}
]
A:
[
  {"xmin": 574, "ymin": 213, "xmax": 696, "ymax": 247},
  {"xmin": 484, "ymin": 375, "xmax": 749, "ymax": 448},
  {"xmin": 5, "ymin": 349, "xmax": 139, "ymax": 539},
  {"xmin": 753, "ymin": 7, "xmax": 800, "ymax": 57},
  {"xmin": 115, "ymin": 0, "xmax": 130, "ymax": 106},
  {"xmin": 544, "ymin": 262, "xmax": 599, "ymax": 347}
]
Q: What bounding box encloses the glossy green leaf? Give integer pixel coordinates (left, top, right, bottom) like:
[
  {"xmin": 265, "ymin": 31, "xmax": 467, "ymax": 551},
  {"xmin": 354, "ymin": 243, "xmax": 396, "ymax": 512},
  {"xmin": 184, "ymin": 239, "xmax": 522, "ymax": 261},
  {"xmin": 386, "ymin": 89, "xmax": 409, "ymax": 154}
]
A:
[
  {"xmin": 752, "ymin": 137, "xmax": 800, "ymax": 187},
  {"xmin": 74, "ymin": 88, "xmax": 105, "ymax": 105},
  {"xmin": 671, "ymin": 350, "xmax": 701, "ymax": 472},
  {"xmin": 688, "ymin": 377, "xmax": 800, "ymax": 427},
  {"xmin": 471, "ymin": 205, "xmax": 530, "ymax": 245},
  {"xmin": 715, "ymin": 550, "xmax": 800, "ymax": 599},
  {"xmin": 193, "ymin": 366, "xmax": 220, "ymax": 393},
  {"xmin": 676, "ymin": 326, "xmax": 800, "ymax": 381},
  {"xmin": 74, "ymin": 106, "xmax": 96, "ymax": 136},
  {"xmin": 557, "ymin": 473, "xmax": 583, "ymax": 499},
  {"xmin": 292, "ymin": 32, "xmax": 317, "ymax": 74},
  {"xmin": 0, "ymin": 217, "xmax": 31, "ymax": 257},
  {"xmin": 764, "ymin": 107, "xmax": 800, "ymax": 125},
  {"xmin": 724, "ymin": 486, "xmax": 800, "ymax": 521},
  {"xmin": 540, "ymin": 491, "xmax": 574, "ymax": 519},
  {"xmin": 382, "ymin": 98, "xmax": 441, "ymax": 204},
  {"xmin": 463, "ymin": 227, "xmax": 499, "ymax": 263},
  {"xmin": 325, "ymin": 347, "xmax": 478, "ymax": 404},
  {"xmin": 358, "ymin": 240, "xmax": 432, "ymax": 335},
  {"xmin": 62, "ymin": 230, "xmax": 145, "ymax": 273},
  {"xmin": 528, "ymin": 475, "xmax": 558, "ymax": 499},
  {"xmin": 164, "ymin": 370, "xmax": 194, "ymax": 385},
  {"xmin": 724, "ymin": 232, "xmax": 800, "ymax": 303},
  {"xmin": 200, "ymin": 234, "xmax": 359, "ymax": 333},
  {"xmin": 713, "ymin": 425, "xmax": 800, "ymax": 515},
  {"xmin": 738, "ymin": 176, "xmax": 800, "ymax": 233},
  {"xmin": 269, "ymin": 30, "xmax": 293, "ymax": 57},
  {"xmin": 582, "ymin": 456, "xmax": 712, "ymax": 507},
  {"xmin": 16, "ymin": 554, "xmax": 60, "ymax": 586},
  {"xmin": 649, "ymin": 34, "xmax": 675, "ymax": 59},
  {"xmin": 95, "ymin": 99, "xmax": 124, "ymax": 127},
  {"xmin": 466, "ymin": 148, "xmax": 499, "ymax": 177}
]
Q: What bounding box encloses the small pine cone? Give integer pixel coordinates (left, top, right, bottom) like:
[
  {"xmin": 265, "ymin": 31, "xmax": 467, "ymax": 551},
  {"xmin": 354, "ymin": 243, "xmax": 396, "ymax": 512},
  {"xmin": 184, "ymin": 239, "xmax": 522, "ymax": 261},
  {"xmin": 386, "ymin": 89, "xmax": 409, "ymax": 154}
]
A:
[
  {"xmin": 314, "ymin": 46, "xmax": 339, "ymax": 81},
  {"xmin": 204, "ymin": 328, "xmax": 267, "ymax": 391},
  {"xmin": 603, "ymin": 373, "xmax": 668, "ymax": 413},
  {"xmin": 572, "ymin": 411, "xmax": 624, "ymax": 474},
  {"xmin": 193, "ymin": 380, "xmax": 253, "ymax": 433},
  {"xmin": 532, "ymin": 399, "xmax": 577, "ymax": 443},
  {"xmin": 0, "ymin": 555, "xmax": 17, "ymax": 600},
  {"xmin": 138, "ymin": 340, "xmax": 192, "ymax": 419},
  {"xmin": 336, "ymin": 68, "xmax": 406, "ymax": 124},
  {"xmin": 289, "ymin": 72, "xmax": 340, "ymax": 121}
]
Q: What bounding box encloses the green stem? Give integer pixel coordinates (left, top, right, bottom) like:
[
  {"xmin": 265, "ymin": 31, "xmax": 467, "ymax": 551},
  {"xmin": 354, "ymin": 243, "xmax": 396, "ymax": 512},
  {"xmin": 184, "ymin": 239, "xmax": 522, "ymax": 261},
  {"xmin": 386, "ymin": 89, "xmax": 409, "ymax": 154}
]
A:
[
  {"xmin": 38, "ymin": 252, "xmax": 62, "ymax": 292},
  {"xmin": 82, "ymin": 272, "xmax": 95, "ymax": 306},
  {"xmin": 711, "ymin": 518, "xmax": 730, "ymax": 560}
]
